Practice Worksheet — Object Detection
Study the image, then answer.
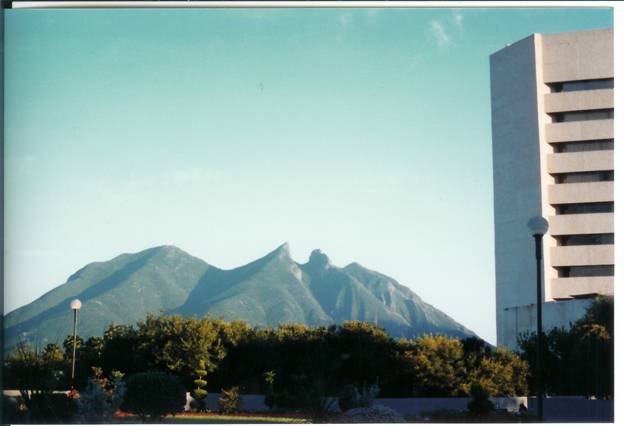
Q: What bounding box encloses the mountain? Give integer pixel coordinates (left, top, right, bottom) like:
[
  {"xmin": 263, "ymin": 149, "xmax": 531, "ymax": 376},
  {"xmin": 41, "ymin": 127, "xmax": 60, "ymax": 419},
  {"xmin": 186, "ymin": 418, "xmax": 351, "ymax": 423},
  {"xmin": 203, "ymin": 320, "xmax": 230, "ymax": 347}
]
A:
[{"xmin": 4, "ymin": 244, "xmax": 476, "ymax": 351}]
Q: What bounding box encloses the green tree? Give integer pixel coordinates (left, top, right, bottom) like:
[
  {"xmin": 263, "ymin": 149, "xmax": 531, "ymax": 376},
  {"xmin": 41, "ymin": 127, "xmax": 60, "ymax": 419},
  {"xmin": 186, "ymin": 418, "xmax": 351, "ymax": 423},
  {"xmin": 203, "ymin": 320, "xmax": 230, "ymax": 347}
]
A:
[
  {"xmin": 4, "ymin": 340, "xmax": 75, "ymax": 421},
  {"xmin": 518, "ymin": 296, "xmax": 613, "ymax": 398},
  {"xmin": 407, "ymin": 335, "xmax": 467, "ymax": 396},
  {"xmin": 136, "ymin": 315, "xmax": 226, "ymax": 389},
  {"xmin": 191, "ymin": 359, "xmax": 209, "ymax": 410}
]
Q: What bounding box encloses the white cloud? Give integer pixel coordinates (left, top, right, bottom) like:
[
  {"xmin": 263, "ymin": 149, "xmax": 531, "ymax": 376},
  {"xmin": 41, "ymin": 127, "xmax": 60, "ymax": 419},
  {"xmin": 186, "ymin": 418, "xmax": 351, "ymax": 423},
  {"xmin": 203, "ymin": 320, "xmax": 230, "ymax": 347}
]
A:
[
  {"xmin": 430, "ymin": 20, "xmax": 453, "ymax": 47},
  {"xmin": 452, "ymin": 9, "xmax": 464, "ymax": 30}
]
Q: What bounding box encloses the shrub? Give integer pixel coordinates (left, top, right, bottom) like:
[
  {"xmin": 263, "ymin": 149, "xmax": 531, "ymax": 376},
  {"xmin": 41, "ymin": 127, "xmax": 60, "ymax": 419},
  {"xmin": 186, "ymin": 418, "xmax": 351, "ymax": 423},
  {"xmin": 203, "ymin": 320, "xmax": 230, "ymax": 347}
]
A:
[
  {"xmin": 77, "ymin": 368, "xmax": 126, "ymax": 422},
  {"xmin": 338, "ymin": 383, "xmax": 380, "ymax": 412},
  {"xmin": 467, "ymin": 383, "xmax": 494, "ymax": 417},
  {"xmin": 3, "ymin": 396, "xmax": 27, "ymax": 423},
  {"xmin": 218, "ymin": 386, "xmax": 241, "ymax": 413},
  {"xmin": 263, "ymin": 370, "xmax": 276, "ymax": 409},
  {"xmin": 264, "ymin": 392, "xmax": 298, "ymax": 410},
  {"xmin": 343, "ymin": 404, "xmax": 404, "ymax": 423},
  {"xmin": 28, "ymin": 393, "xmax": 78, "ymax": 422},
  {"xmin": 191, "ymin": 359, "xmax": 208, "ymax": 412},
  {"xmin": 122, "ymin": 371, "xmax": 186, "ymax": 420}
]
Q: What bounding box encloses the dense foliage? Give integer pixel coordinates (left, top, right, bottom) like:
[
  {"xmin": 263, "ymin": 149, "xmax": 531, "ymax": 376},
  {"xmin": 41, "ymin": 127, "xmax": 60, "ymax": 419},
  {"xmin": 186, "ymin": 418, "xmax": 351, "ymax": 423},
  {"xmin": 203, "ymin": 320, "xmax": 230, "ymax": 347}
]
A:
[
  {"xmin": 518, "ymin": 296, "xmax": 614, "ymax": 398},
  {"xmin": 122, "ymin": 371, "xmax": 187, "ymax": 420},
  {"xmin": 5, "ymin": 315, "xmax": 528, "ymax": 405},
  {"xmin": 218, "ymin": 386, "xmax": 242, "ymax": 413},
  {"xmin": 467, "ymin": 383, "xmax": 495, "ymax": 417},
  {"xmin": 337, "ymin": 383, "xmax": 380, "ymax": 411},
  {"xmin": 77, "ymin": 367, "xmax": 126, "ymax": 421},
  {"xmin": 5, "ymin": 298, "xmax": 610, "ymax": 422}
]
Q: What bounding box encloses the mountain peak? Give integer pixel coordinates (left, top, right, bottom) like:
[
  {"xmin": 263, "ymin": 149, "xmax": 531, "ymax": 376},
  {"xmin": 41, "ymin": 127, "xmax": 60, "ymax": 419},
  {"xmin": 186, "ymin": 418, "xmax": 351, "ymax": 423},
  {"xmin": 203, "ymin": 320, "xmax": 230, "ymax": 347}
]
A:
[
  {"xmin": 308, "ymin": 249, "xmax": 331, "ymax": 270},
  {"xmin": 264, "ymin": 242, "xmax": 292, "ymax": 261},
  {"xmin": 5, "ymin": 242, "xmax": 477, "ymax": 351},
  {"xmin": 154, "ymin": 244, "xmax": 183, "ymax": 253}
]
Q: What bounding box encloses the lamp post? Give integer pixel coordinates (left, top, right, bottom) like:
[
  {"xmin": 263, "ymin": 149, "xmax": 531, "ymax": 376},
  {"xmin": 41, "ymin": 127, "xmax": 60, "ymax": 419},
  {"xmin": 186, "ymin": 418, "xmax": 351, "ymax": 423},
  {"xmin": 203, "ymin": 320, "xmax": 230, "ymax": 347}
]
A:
[
  {"xmin": 70, "ymin": 299, "xmax": 82, "ymax": 388},
  {"xmin": 527, "ymin": 216, "xmax": 548, "ymax": 421}
]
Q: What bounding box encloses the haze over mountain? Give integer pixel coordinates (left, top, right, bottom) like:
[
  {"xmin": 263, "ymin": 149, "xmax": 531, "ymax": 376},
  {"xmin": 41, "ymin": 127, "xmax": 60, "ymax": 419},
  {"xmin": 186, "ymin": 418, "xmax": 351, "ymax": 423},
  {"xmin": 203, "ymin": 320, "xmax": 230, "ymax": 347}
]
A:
[{"xmin": 4, "ymin": 244, "xmax": 476, "ymax": 351}]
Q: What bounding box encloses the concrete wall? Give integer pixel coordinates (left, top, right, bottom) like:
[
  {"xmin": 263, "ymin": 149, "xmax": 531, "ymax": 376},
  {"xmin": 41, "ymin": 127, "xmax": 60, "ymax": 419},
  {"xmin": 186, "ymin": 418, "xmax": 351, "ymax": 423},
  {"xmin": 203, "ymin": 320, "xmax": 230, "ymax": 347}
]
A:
[
  {"xmin": 546, "ymin": 119, "xmax": 613, "ymax": 142},
  {"xmin": 501, "ymin": 298, "xmax": 592, "ymax": 347},
  {"xmin": 549, "ymin": 213, "xmax": 614, "ymax": 236},
  {"xmin": 550, "ymin": 277, "xmax": 613, "ymax": 300},
  {"xmin": 491, "ymin": 29, "xmax": 614, "ymax": 349},
  {"xmin": 528, "ymin": 396, "xmax": 614, "ymax": 422},
  {"xmin": 184, "ymin": 393, "xmax": 526, "ymax": 415},
  {"xmin": 375, "ymin": 396, "xmax": 527, "ymax": 416},
  {"xmin": 490, "ymin": 35, "xmax": 545, "ymax": 349},
  {"xmin": 184, "ymin": 393, "xmax": 612, "ymax": 422},
  {"xmin": 541, "ymin": 29, "xmax": 614, "ymax": 83}
]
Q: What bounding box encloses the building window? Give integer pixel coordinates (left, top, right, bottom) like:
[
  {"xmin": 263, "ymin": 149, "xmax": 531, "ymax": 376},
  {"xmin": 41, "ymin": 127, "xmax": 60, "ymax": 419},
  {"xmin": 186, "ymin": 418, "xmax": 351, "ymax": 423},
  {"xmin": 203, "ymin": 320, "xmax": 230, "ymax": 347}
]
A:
[
  {"xmin": 549, "ymin": 78, "xmax": 614, "ymax": 93},
  {"xmin": 550, "ymin": 109, "xmax": 614, "ymax": 123},
  {"xmin": 557, "ymin": 265, "xmax": 614, "ymax": 277},
  {"xmin": 557, "ymin": 233, "xmax": 614, "ymax": 246},
  {"xmin": 554, "ymin": 170, "xmax": 614, "ymax": 184},
  {"xmin": 553, "ymin": 139, "xmax": 614, "ymax": 153},
  {"xmin": 555, "ymin": 202, "xmax": 614, "ymax": 215}
]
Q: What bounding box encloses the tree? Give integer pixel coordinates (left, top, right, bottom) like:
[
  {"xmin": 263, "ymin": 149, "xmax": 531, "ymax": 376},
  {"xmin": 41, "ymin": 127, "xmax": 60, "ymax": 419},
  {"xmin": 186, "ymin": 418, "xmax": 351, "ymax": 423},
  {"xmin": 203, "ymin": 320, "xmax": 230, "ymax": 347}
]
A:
[
  {"xmin": 135, "ymin": 315, "xmax": 227, "ymax": 389},
  {"xmin": 191, "ymin": 359, "xmax": 209, "ymax": 410},
  {"xmin": 100, "ymin": 324, "xmax": 144, "ymax": 377},
  {"xmin": 407, "ymin": 335, "xmax": 467, "ymax": 396},
  {"xmin": 518, "ymin": 296, "xmax": 613, "ymax": 398},
  {"xmin": 4, "ymin": 341, "xmax": 76, "ymax": 422},
  {"xmin": 467, "ymin": 383, "xmax": 495, "ymax": 417}
]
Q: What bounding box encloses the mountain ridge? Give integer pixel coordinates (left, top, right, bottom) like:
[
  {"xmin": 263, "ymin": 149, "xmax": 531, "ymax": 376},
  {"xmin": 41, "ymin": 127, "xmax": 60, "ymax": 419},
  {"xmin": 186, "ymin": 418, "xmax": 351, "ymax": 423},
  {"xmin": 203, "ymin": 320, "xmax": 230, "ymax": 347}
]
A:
[{"xmin": 4, "ymin": 244, "xmax": 477, "ymax": 351}]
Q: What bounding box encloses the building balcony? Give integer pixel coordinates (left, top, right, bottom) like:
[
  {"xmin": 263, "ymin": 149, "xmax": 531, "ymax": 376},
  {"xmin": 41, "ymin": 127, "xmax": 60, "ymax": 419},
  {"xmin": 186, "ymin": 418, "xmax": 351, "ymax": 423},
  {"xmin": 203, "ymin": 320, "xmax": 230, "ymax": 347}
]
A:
[
  {"xmin": 550, "ymin": 244, "xmax": 614, "ymax": 267},
  {"xmin": 548, "ymin": 181, "xmax": 613, "ymax": 204},
  {"xmin": 544, "ymin": 89, "xmax": 614, "ymax": 114},
  {"xmin": 549, "ymin": 213, "xmax": 614, "ymax": 236},
  {"xmin": 547, "ymin": 151, "xmax": 613, "ymax": 174},
  {"xmin": 545, "ymin": 119, "xmax": 613, "ymax": 143},
  {"xmin": 550, "ymin": 276, "xmax": 614, "ymax": 300}
]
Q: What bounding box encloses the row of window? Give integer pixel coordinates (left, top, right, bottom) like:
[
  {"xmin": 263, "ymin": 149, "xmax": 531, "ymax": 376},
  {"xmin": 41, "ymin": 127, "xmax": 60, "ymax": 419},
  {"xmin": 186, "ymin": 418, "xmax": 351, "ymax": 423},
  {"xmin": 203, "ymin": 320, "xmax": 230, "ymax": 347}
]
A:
[
  {"xmin": 555, "ymin": 202, "xmax": 614, "ymax": 215},
  {"xmin": 549, "ymin": 78, "xmax": 614, "ymax": 93},
  {"xmin": 553, "ymin": 170, "xmax": 614, "ymax": 184},
  {"xmin": 550, "ymin": 109, "xmax": 614, "ymax": 123},
  {"xmin": 553, "ymin": 139, "xmax": 614, "ymax": 153},
  {"xmin": 557, "ymin": 265, "xmax": 614, "ymax": 278},
  {"xmin": 556, "ymin": 233, "xmax": 614, "ymax": 246}
]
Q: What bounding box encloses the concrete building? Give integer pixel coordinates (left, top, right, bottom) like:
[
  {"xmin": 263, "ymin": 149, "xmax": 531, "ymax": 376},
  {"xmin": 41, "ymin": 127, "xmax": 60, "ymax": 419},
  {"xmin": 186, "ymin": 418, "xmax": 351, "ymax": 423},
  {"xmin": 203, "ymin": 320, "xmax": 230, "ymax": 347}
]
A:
[{"xmin": 490, "ymin": 28, "xmax": 614, "ymax": 349}]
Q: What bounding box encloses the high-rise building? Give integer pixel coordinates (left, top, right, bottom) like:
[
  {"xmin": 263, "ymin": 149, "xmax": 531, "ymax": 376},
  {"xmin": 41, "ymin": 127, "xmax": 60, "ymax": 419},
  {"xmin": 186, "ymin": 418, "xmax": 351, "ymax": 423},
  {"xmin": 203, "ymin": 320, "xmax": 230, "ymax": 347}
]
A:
[{"xmin": 490, "ymin": 28, "xmax": 614, "ymax": 349}]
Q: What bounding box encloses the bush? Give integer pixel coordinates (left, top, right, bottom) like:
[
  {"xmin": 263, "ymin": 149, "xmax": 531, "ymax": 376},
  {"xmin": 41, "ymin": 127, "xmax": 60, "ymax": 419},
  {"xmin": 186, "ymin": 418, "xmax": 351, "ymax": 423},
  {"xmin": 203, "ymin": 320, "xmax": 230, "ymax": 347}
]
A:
[
  {"xmin": 343, "ymin": 404, "xmax": 404, "ymax": 423},
  {"xmin": 264, "ymin": 392, "xmax": 298, "ymax": 410},
  {"xmin": 77, "ymin": 369, "xmax": 126, "ymax": 422},
  {"xmin": 3, "ymin": 396, "xmax": 27, "ymax": 423},
  {"xmin": 28, "ymin": 393, "xmax": 78, "ymax": 422},
  {"xmin": 122, "ymin": 371, "xmax": 186, "ymax": 420},
  {"xmin": 467, "ymin": 383, "xmax": 494, "ymax": 417},
  {"xmin": 218, "ymin": 386, "xmax": 241, "ymax": 413},
  {"xmin": 191, "ymin": 359, "xmax": 208, "ymax": 412},
  {"xmin": 338, "ymin": 383, "xmax": 380, "ymax": 412}
]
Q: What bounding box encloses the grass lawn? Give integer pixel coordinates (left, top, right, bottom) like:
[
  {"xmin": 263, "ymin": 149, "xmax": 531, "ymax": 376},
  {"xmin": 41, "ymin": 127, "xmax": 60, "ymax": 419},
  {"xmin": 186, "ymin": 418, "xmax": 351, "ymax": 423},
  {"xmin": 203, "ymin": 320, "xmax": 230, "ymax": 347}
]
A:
[
  {"xmin": 154, "ymin": 413, "xmax": 309, "ymax": 424},
  {"xmin": 166, "ymin": 414, "xmax": 308, "ymax": 424}
]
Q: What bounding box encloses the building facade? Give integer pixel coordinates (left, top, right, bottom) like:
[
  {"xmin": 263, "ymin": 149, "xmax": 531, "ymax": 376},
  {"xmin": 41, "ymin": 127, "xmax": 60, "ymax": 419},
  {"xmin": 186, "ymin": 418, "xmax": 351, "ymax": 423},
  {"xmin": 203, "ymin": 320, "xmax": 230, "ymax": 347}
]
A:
[{"xmin": 490, "ymin": 29, "xmax": 614, "ymax": 349}]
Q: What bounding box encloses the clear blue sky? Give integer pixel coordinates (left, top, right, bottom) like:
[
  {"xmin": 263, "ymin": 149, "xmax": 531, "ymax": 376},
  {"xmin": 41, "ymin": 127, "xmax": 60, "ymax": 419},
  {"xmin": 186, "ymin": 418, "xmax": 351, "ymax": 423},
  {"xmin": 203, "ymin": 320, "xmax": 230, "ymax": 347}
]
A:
[{"xmin": 4, "ymin": 7, "xmax": 613, "ymax": 344}]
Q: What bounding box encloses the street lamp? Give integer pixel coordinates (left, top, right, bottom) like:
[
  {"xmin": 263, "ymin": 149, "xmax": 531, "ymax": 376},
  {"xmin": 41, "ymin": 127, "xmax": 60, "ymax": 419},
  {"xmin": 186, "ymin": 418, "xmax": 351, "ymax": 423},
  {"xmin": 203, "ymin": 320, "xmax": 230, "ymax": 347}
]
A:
[
  {"xmin": 70, "ymin": 299, "xmax": 82, "ymax": 387},
  {"xmin": 527, "ymin": 216, "xmax": 548, "ymax": 421}
]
